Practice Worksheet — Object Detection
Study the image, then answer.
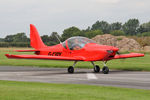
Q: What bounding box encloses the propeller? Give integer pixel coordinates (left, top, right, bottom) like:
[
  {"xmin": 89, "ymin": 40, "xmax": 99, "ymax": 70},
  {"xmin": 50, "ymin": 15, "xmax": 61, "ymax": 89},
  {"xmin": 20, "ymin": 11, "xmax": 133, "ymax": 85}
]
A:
[
  {"xmin": 116, "ymin": 51, "xmax": 121, "ymax": 55},
  {"xmin": 116, "ymin": 51, "xmax": 126, "ymax": 62}
]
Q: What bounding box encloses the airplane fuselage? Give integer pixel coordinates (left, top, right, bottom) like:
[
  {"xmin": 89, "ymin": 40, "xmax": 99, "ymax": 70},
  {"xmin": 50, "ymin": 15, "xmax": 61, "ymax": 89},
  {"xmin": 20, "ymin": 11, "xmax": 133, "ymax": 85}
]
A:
[{"xmin": 36, "ymin": 43, "xmax": 118, "ymax": 61}]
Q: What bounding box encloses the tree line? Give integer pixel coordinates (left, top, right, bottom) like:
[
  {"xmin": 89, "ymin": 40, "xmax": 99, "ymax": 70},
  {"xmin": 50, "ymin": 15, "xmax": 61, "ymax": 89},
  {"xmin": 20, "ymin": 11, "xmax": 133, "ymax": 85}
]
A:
[
  {"xmin": 0, "ymin": 18, "xmax": 150, "ymax": 47},
  {"xmin": 0, "ymin": 32, "xmax": 61, "ymax": 47},
  {"xmin": 62, "ymin": 18, "xmax": 150, "ymax": 41}
]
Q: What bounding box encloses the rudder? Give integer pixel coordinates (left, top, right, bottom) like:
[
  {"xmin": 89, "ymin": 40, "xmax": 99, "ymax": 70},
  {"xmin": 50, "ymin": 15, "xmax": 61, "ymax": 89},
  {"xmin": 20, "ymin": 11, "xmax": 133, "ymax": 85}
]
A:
[{"xmin": 30, "ymin": 24, "xmax": 47, "ymax": 49}]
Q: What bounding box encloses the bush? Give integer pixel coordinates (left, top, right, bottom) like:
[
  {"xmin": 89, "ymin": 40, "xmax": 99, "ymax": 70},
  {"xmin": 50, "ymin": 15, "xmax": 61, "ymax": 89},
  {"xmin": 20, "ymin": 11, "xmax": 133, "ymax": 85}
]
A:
[
  {"xmin": 129, "ymin": 36, "xmax": 150, "ymax": 47},
  {"xmin": 141, "ymin": 32, "xmax": 150, "ymax": 36},
  {"xmin": 116, "ymin": 37, "xmax": 123, "ymax": 41},
  {"xmin": 110, "ymin": 30, "xmax": 125, "ymax": 36},
  {"xmin": 0, "ymin": 42, "xmax": 30, "ymax": 47}
]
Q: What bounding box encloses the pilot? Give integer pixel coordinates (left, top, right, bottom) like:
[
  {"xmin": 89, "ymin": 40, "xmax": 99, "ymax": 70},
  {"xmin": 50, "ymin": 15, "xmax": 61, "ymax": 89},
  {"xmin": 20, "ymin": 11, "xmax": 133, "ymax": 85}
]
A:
[
  {"xmin": 74, "ymin": 38, "xmax": 78, "ymax": 44},
  {"xmin": 72, "ymin": 39, "xmax": 81, "ymax": 50},
  {"xmin": 73, "ymin": 44, "xmax": 81, "ymax": 50}
]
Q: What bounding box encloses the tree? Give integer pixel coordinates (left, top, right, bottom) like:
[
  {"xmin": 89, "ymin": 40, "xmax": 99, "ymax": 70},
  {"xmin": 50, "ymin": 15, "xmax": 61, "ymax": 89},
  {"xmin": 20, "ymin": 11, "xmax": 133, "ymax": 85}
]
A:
[
  {"xmin": 4, "ymin": 35, "xmax": 14, "ymax": 42},
  {"xmin": 140, "ymin": 32, "xmax": 150, "ymax": 37},
  {"xmin": 0, "ymin": 38, "xmax": 4, "ymax": 42},
  {"xmin": 122, "ymin": 19, "xmax": 139, "ymax": 35},
  {"xmin": 13, "ymin": 33, "xmax": 29, "ymax": 42},
  {"xmin": 85, "ymin": 30, "xmax": 103, "ymax": 38},
  {"xmin": 110, "ymin": 30, "xmax": 125, "ymax": 36},
  {"xmin": 84, "ymin": 26, "xmax": 91, "ymax": 32},
  {"xmin": 4, "ymin": 33, "xmax": 29, "ymax": 42},
  {"xmin": 91, "ymin": 21, "xmax": 110, "ymax": 33},
  {"xmin": 137, "ymin": 22, "xmax": 150, "ymax": 33},
  {"xmin": 110, "ymin": 22, "xmax": 122, "ymax": 31},
  {"xmin": 62, "ymin": 27, "xmax": 82, "ymax": 41},
  {"xmin": 41, "ymin": 35, "xmax": 50, "ymax": 43},
  {"xmin": 41, "ymin": 32, "xmax": 61, "ymax": 46},
  {"xmin": 50, "ymin": 32, "xmax": 61, "ymax": 43}
]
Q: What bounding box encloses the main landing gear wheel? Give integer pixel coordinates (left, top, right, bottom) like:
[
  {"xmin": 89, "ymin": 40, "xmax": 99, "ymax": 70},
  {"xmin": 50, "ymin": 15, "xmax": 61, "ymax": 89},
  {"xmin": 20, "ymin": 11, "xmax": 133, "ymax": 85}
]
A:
[
  {"xmin": 102, "ymin": 66, "xmax": 109, "ymax": 74},
  {"xmin": 68, "ymin": 66, "xmax": 74, "ymax": 73},
  {"xmin": 94, "ymin": 65, "xmax": 100, "ymax": 73}
]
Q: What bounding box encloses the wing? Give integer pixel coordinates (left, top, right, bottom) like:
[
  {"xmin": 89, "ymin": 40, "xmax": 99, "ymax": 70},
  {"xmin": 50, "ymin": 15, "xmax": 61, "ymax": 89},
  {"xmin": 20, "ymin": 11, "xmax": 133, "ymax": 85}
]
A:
[
  {"xmin": 5, "ymin": 54, "xmax": 85, "ymax": 61},
  {"xmin": 112, "ymin": 53, "xmax": 144, "ymax": 59}
]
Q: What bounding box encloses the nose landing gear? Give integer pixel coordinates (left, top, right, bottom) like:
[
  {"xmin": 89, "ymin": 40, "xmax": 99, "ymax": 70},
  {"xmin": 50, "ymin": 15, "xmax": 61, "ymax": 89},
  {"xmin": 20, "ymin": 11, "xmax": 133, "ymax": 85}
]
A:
[
  {"xmin": 91, "ymin": 61, "xmax": 100, "ymax": 73},
  {"xmin": 102, "ymin": 66, "xmax": 109, "ymax": 74},
  {"xmin": 94, "ymin": 65, "xmax": 100, "ymax": 73},
  {"xmin": 91, "ymin": 61, "xmax": 109, "ymax": 74},
  {"xmin": 102, "ymin": 62, "xmax": 109, "ymax": 74}
]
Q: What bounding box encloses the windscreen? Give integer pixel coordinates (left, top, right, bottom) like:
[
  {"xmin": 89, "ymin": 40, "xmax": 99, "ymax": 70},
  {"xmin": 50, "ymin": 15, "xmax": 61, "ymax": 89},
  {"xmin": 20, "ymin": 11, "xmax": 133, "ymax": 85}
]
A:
[{"xmin": 66, "ymin": 36, "xmax": 95, "ymax": 50}]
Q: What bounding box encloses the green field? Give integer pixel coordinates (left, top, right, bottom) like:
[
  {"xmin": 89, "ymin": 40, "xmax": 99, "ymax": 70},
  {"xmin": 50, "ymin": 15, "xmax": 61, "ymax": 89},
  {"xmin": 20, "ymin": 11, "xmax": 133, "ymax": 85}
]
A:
[
  {"xmin": 0, "ymin": 48, "xmax": 150, "ymax": 100},
  {"xmin": 0, "ymin": 80, "xmax": 150, "ymax": 100},
  {"xmin": 0, "ymin": 48, "xmax": 150, "ymax": 71}
]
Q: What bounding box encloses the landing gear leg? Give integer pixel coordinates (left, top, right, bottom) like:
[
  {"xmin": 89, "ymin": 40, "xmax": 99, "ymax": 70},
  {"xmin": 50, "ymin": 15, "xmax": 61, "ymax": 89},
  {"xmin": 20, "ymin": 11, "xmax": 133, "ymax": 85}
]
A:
[
  {"xmin": 91, "ymin": 61, "xmax": 100, "ymax": 73},
  {"xmin": 68, "ymin": 61, "xmax": 78, "ymax": 73},
  {"xmin": 102, "ymin": 61, "xmax": 109, "ymax": 74}
]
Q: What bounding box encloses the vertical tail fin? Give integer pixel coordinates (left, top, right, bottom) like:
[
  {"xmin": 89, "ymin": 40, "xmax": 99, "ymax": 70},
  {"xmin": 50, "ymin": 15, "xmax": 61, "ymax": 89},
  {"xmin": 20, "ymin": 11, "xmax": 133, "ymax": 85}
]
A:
[{"xmin": 30, "ymin": 24, "xmax": 47, "ymax": 49}]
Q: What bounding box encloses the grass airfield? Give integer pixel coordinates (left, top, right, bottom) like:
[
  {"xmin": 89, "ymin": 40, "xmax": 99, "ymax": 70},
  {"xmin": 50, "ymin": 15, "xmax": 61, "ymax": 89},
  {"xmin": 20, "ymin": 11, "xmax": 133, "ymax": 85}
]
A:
[
  {"xmin": 0, "ymin": 80, "xmax": 150, "ymax": 100},
  {"xmin": 0, "ymin": 48, "xmax": 150, "ymax": 100},
  {"xmin": 0, "ymin": 48, "xmax": 150, "ymax": 71}
]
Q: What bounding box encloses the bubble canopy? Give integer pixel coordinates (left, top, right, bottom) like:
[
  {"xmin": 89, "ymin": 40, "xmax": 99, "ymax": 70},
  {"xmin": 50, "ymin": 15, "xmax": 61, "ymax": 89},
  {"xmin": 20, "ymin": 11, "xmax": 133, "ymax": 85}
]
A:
[{"xmin": 62, "ymin": 36, "xmax": 96, "ymax": 50}]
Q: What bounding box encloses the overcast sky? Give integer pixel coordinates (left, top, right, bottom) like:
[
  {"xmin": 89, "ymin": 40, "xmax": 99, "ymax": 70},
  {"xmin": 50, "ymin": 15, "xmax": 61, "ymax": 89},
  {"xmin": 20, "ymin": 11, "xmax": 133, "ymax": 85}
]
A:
[{"xmin": 0, "ymin": 0, "xmax": 150, "ymax": 38}]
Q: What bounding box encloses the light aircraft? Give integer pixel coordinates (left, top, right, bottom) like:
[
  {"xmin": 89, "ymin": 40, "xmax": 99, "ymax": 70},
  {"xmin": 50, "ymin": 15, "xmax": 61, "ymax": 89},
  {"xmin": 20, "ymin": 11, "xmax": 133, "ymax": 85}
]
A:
[{"xmin": 5, "ymin": 24, "xmax": 144, "ymax": 74}]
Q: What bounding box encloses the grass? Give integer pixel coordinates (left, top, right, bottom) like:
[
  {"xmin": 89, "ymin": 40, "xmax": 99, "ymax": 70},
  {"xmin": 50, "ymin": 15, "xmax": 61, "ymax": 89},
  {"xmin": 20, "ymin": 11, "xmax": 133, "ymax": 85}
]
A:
[
  {"xmin": 0, "ymin": 80, "xmax": 150, "ymax": 100},
  {"xmin": 0, "ymin": 47, "xmax": 150, "ymax": 71}
]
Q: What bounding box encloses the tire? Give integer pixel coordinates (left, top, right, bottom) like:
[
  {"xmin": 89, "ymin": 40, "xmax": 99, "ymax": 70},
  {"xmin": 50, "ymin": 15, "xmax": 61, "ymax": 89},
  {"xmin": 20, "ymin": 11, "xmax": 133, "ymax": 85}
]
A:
[
  {"xmin": 102, "ymin": 66, "xmax": 109, "ymax": 74},
  {"xmin": 68, "ymin": 66, "xmax": 74, "ymax": 73},
  {"xmin": 94, "ymin": 65, "xmax": 100, "ymax": 73}
]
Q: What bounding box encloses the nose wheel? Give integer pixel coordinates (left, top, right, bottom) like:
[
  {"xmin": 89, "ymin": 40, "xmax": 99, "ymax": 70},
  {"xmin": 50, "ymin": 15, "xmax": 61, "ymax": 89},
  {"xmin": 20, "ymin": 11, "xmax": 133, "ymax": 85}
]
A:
[
  {"xmin": 91, "ymin": 61, "xmax": 109, "ymax": 74},
  {"xmin": 102, "ymin": 62, "xmax": 109, "ymax": 74},
  {"xmin": 91, "ymin": 62, "xmax": 100, "ymax": 73},
  {"xmin": 102, "ymin": 66, "xmax": 109, "ymax": 74},
  {"xmin": 94, "ymin": 65, "xmax": 100, "ymax": 73}
]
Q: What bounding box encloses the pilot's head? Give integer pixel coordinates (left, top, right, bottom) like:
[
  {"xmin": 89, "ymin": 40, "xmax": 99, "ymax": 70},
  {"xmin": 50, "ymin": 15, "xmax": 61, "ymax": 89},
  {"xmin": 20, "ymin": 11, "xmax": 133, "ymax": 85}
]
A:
[{"xmin": 73, "ymin": 44, "xmax": 81, "ymax": 50}]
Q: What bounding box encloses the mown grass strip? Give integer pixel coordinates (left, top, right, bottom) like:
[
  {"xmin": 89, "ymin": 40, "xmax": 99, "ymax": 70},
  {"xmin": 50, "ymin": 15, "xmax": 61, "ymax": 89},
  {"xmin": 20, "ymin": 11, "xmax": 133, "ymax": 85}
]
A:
[
  {"xmin": 0, "ymin": 80, "xmax": 150, "ymax": 100},
  {"xmin": 0, "ymin": 48, "xmax": 149, "ymax": 71}
]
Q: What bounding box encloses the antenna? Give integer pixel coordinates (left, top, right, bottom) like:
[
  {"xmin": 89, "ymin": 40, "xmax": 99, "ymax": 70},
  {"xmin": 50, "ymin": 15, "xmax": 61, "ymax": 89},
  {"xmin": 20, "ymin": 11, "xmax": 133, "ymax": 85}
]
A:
[{"xmin": 54, "ymin": 34, "xmax": 62, "ymax": 44}]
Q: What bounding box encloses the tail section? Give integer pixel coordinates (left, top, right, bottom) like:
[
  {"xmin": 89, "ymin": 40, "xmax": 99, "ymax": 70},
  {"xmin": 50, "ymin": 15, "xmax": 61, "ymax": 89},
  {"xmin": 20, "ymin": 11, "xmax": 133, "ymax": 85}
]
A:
[{"xmin": 30, "ymin": 24, "xmax": 47, "ymax": 49}]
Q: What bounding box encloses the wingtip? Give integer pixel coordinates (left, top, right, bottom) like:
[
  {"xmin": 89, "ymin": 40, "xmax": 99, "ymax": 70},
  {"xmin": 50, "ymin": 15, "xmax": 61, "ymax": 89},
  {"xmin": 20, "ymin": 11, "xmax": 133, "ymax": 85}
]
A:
[
  {"xmin": 5, "ymin": 54, "xmax": 10, "ymax": 58},
  {"xmin": 141, "ymin": 54, "xmax": 145, "ymax": 57},
  {"xmin": 130, "ymin": 53, "xmax": 145, "ymax": 57}
]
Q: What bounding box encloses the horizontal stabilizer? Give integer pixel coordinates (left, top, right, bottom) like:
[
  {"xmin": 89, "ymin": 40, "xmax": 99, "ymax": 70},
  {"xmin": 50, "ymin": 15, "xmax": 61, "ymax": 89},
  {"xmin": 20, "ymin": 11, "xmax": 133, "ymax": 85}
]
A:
[{"xmin": 16, "ymin": 50, "xmax": 38, "ymax": 52}]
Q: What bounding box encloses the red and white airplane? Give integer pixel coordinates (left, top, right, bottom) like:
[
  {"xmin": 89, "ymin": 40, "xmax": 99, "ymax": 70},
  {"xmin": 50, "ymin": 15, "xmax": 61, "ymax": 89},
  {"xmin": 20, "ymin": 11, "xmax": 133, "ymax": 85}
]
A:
[{"xmin": 5, "ymin": 24, "xmax": 144, "ymax": 74}]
